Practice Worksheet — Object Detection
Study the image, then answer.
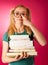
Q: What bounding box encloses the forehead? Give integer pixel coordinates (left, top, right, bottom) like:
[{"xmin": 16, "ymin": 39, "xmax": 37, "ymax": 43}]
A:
[{"xmin": 14, "ymin": 7, "xmax": 27, "ymax": 13}]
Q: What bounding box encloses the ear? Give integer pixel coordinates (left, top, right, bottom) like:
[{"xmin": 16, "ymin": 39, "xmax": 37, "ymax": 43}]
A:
[
  {"xmin": 10, "ymin": 8, "xmax": 14, "ymax": 14},
  {"xmin": 10, "ymin": 8, "xmax": 15, "ymax": 18}
]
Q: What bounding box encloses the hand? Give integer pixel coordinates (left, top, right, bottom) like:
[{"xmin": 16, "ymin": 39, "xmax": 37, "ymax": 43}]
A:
[
  {"xmin": 23, "ymin": 52, "xmax": 29, "ymax": 58},
  {"xmin": 21, "ymin": 15, "xmax": 32, "ymax": 27},
  {"xmin": 14, "ymin": 52, "xmax": 29, "ymax": 61}
]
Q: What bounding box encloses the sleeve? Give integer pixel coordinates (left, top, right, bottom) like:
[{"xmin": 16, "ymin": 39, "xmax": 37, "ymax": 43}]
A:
[
  {"xmin": 2, "ymin": 32, "xmax": 8, "ymax": 42},
  {"xmin": 29, "ymin": 32, "xmax": 34, "ymax": 40}
]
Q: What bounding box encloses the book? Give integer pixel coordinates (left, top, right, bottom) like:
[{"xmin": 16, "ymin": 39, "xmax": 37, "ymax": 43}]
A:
[
  {"xmin": 9, "ymin": 48, "xmax": 36, "ymax": 52},
  {"xmin": 7, "ymin": 35, "xmax": 37, "ymax": 57},
  {"xmin": 10, "ymin": 35, "xmax": 30, "ymax": 40},
  {"xmin": 9, "ymin": 40, "xmax": 33, "ymax": 49},
  {"xmin": 6, "ymin": 51, "xmax": 37, "ymax": 57}
]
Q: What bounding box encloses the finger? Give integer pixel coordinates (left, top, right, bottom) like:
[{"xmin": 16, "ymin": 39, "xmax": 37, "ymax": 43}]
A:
[
  {"xmin": 21, "ymin": 52, "xmax": 24, "ymax": 58},
  {"xmin": 15, "ymin": 52, "xmax": 24, "ymax": 61},
  {"xmin": 22, "ymin": 52, "xmax": 24, "ymax": 57},
  {"xmin": 15, "ymin": 55, "xmax": 20, "ymax": 59},
  {"xmin": 21, "ymin": 15, "xmax": 26, "ymax": 20},
  {"xmin": 24, "ymin": 52, "xmax": 27, "ymax": 57},
  {"xmin": 23, "ymin": 52, "xmax": 27, "ymax": 58},
  {"xmin": 17, "ymin": 52, "xmax": 24, "ymax": 60},
  {"xmin": 24, "ymin": 52, "xmax": 30, "ymax": 58},
  {"xmin": 27, "ymin": 54, "xmax": 30, "ymax": 58}
]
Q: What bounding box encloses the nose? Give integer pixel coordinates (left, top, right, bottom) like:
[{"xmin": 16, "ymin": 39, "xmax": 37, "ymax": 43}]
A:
[{"xmin": 19, "ymin": 14, "xmax": 22, "ymax": 18}]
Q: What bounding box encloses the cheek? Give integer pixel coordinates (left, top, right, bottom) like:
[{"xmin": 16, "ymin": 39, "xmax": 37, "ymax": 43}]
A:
[
  {"xmin": 25, "ymin": 16, "xmax": 28, "ymax": 19},
  {"xmin": 14, "ymin": 18, "xmax": 18, "ymax": 22}
]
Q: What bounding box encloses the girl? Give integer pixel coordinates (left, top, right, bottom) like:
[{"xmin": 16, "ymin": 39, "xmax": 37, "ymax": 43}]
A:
[{"xmin": 2, "ymin": 5, "xmax": 46, "ymax": 65}]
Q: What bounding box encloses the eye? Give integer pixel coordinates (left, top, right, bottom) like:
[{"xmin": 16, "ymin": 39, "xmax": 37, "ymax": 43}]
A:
[
  {"xmin": 15, "ymin": 12, "xmax": 19, "ymax": 16},
  {"xmin": 22, "ymin": 13, "xmax": 25, "ymax": 16},
  {"xmin": 16, "ymin": 12, "xmax": 19, "ymax": 15}
]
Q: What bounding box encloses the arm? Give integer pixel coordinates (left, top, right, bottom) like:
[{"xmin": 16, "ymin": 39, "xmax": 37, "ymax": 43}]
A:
[
  {"xmin": 2, "ymin": 41, "xmax": 29, "ymax": 63},
  {"xmin": 22, "ymin": 15, "xmax": 47, "ymax": 46},
  {"xmin": 2, "ymin": 41, "xmax": 17, "ymax": 63},
  {"xmin": 29, "ymin": 23, "xmax": 47, "ymax": 46}
]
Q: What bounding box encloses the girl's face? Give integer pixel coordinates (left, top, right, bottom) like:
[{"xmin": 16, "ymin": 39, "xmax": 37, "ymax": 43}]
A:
[{"xmin": 14, "ymin": 7, "xmax": 27, "ymax": 27}]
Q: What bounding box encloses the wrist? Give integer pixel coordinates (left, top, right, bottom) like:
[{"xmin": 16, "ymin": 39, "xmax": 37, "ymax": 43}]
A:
[
  {"xmin": 13, "ymin": 57, "xmax": 17, "ymax": 62},
  {"xmin": 29, "ymin": 23, "xmax": 32, "ymax": 29}
]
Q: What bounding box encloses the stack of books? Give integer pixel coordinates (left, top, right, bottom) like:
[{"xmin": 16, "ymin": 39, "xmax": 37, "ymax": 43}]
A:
[{"xmin": 6, "ymin": 35, "xmax": 37, "ymax": 57}]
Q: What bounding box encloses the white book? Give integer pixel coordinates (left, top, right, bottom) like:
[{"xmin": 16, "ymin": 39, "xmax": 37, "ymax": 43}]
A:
[
  {"xmin": 6, "ymin": 51, "xmax": 37, "ymax": 57},
  {"xmin": 9, "ymin": 46, "xmax": 34, "ymax": 50},
  {"xmin": 9, "ymin": 49, "xmax": 36, "ymax": 52},
  {"xmin": 10, "ymin": 35, "xmax": 30, "ymax": 40},
  {"xmin": 9, "ymin": 40, "xmax": 33, "ymax": 49}
]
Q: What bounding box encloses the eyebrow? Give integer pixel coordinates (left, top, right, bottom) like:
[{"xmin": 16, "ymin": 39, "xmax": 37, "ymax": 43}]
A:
[{"xmin": 14, "ymin": 11, "xmax": 26, "ymax": 13}]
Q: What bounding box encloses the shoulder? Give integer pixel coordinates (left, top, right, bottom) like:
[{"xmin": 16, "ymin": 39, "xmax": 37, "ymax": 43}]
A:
[
  {"xmin": 3, "ymin": 32, "xmax": 8, "ymax": 36},
  {"xmin": 29, "ymin": 32, "xmax": 34, "ymax": 40},
  {"xmin": 2, "ymin": 32, "xmax": 8, "ymax": 42}
]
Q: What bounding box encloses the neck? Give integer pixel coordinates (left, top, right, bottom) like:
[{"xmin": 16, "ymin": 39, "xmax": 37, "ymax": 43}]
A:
[{"xmin": 16, "ymin": 25, "xmax": 25, "ymax": 33}]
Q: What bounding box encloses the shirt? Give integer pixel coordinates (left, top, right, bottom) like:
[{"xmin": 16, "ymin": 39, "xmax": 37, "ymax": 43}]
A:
[{"xmin": 3, "ymin": 29, "xmax": 34, "ymax": 65}]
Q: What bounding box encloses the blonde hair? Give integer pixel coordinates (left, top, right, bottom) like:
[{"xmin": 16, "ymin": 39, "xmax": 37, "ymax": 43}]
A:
[{"xmin": 7, "ymin": 5, "xmax": 32, "ymax": 36}]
